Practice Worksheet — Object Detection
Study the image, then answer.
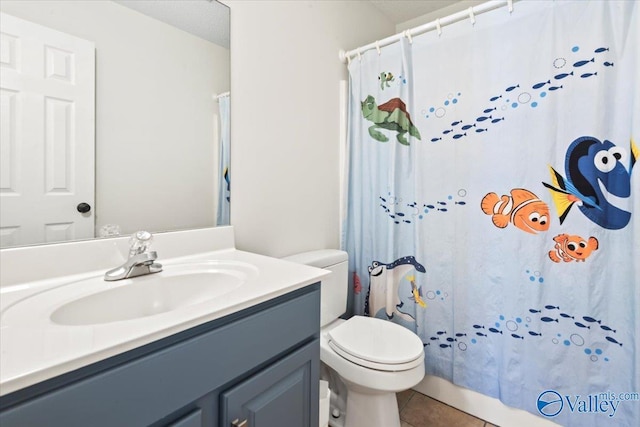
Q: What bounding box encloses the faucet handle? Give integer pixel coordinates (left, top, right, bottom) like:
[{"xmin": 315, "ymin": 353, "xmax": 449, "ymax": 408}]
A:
[{"xmin": 128, "ymin": 230, "xmax": 154, "ymax": 257}]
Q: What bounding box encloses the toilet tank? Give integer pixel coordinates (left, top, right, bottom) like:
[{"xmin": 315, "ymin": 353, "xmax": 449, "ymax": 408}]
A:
[{"xmin": 283, "ymin": 250, "xmax": 348, "ymax": 327}]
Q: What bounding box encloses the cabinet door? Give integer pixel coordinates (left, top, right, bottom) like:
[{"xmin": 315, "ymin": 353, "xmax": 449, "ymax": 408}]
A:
[
  {"xmin": 167, "ymin": 409, "xmax": 203, "ymax": 427},
  {"xmin": 221, "ymin": 340, "xmax": 319, "ymax": 427}
]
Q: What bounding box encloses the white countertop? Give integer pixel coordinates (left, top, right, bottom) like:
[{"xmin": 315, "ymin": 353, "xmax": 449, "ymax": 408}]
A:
[{"xmin": 0, "ymin": 228, "xmax": 328, "ymax": 396}]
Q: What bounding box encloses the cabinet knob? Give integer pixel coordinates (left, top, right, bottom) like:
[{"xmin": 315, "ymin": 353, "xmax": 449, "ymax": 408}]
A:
[{"xmin": 231, "ymin": 419, "xmax": 248, "ymax": 427}]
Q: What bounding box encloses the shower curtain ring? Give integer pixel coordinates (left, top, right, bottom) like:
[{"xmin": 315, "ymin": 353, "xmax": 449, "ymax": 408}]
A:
[
  {"xmin": 375, "ymin": 41, "xmax": 381, "ymax": 55},
  {"xmin": 468, "ymin": 7, "xmax": 476, "ymax": 25},
  {"xmin": 507, "ymin": 0, "xmax": 514, "ymax": 13},
  {"xmin": 404, "ymin": 30, "xmax": 413, "ymax": 44},
  {"xmin": 436, "ymin": 18, "xmax": 442, "ymax": 36},
  {"xmin": 357, "ymin": 49, "xmax": 362, "ymax": 61}
]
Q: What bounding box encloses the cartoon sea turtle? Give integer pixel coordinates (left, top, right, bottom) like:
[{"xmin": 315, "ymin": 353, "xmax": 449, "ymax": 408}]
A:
[
  {"xmin": 361, "ymin": 95, "xmax": 421, "ymax": 145},
  {"xmin": 378, "ymin": 72, "xmax": 395, "ymax": 89}
]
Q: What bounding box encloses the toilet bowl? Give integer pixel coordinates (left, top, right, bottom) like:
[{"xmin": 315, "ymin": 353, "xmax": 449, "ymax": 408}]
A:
[
  {"xmin": 321, "ymin": 317, "xmax": 424, "ymax": 427},
  {"xmin": 283, "ymin": 250, "xmax": 425, "ymax": 427}
]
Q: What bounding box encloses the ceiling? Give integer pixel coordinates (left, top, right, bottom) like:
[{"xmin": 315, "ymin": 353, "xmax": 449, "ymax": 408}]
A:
[
  {"xmin": 114, "ymin": 0, "xmax": 230, "ymax": 48},
  {"xmin": 111, "ymin": 0, "xmax": 473, "ymax": 48},
  {"xmin": 369, "ymin": 0, "xmax": 467, "ymax": 25}
]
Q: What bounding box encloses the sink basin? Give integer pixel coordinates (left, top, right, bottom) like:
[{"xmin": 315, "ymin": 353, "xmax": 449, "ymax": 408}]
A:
[{"xmin": 37, "ymin": 261, "xmax": 258, "ymax": 326}]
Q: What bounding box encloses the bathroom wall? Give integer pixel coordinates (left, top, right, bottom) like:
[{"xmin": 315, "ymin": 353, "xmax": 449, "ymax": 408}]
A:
[
  {"xmin": 0, "ymin": 1, "xmax": 230, "ymax": 236},
  {"xmin": 225, "ymin": 0, "xmax": 395, "ymax": 257}
]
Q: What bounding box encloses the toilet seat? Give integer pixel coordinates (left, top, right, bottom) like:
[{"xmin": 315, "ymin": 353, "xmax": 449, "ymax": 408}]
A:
[{"xmin": 327, "ymin": 316, "xmax": 424, "ymax": 372}]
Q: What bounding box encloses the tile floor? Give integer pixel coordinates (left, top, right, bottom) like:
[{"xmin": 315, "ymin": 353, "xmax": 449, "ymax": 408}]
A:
[{"xmin": 397, "ymin": 390, "xmax": 498, "ymax": 427}]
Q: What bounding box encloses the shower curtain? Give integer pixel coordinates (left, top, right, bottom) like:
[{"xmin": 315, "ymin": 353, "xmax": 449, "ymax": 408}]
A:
[
  {"xmin": 344, "ymin": 1, "xmax": 639, "ymax": 426},
  {"xmin": 216, "ymin": 95, "xmax": 230, "ymax": 226}
]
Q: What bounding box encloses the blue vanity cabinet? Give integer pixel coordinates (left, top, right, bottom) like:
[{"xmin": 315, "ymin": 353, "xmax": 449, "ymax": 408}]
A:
[
  {"xmin": 221, "ymin": 341, "xmax": 316, "ymax": 426},
  {"xmin": 0, "ymin": 284, "xmax": 320, "ymax": 427}
]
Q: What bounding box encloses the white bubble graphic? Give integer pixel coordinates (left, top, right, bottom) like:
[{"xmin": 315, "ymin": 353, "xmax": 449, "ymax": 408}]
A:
[
  {"xmin": 517, "ymin": 92, "xmax": 532, "ymax": 104},
  {"xmin": 554, "ymin": 57, "xmax": 567, "ymax": 68},
  {"xmin": 570, "ymin": 334, "xmax": 585, "ymax": 346}
]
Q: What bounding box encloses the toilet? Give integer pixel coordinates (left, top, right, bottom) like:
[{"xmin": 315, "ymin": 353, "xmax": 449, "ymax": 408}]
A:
[{"xmin": 283, "ymin": 250, "xmax": 425, "ymax": 427}]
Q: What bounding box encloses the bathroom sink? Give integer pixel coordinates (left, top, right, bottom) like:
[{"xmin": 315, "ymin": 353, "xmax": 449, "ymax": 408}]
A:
[
  {"xmin": 7, "ymin": 260, "xmax": 259, "ymax": 326},
  {"xmin": 48, "ymin": 261, "xmax": 258, "ymax": 325}
]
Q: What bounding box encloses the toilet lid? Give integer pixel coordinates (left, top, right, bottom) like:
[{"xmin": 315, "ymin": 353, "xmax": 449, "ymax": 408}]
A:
[{"xmin": 327, "ymin": 316, "xmax": 424, "ymax": 371}]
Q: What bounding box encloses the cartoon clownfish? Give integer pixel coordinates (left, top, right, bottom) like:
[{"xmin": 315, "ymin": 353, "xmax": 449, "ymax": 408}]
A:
[
  {"xmin": 548, "ymin": 234, "xmax": 598, "ymax": 263},
  {"xmin": 481, "ymin": 188, "xmax": 551, "ymax": 234}
]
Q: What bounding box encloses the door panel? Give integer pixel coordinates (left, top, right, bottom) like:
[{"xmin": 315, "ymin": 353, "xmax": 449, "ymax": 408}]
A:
[{"xmin": 0, "ymin": 12, "xmax": 95, "ymax": 247}]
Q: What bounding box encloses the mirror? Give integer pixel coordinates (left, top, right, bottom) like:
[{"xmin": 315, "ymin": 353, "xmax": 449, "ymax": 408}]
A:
[{"xmin": 0, "ymin": 0, "xmax": 230, "ymax": 249}]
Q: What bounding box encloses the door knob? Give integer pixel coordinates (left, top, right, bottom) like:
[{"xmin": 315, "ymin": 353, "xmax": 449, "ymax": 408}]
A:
[
  {"xmin": 231, "ymin": 419, "xmax": 248, "ymax": 427},
  {"xmin": 77, "ymin": 202, "xmax": 91, "ymax": 213}
]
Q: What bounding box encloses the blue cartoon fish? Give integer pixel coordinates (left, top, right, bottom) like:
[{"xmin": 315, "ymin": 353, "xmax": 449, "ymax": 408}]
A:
[
  {"xmin": 223, "ymin": 167, "xmax": 230, "ymax": 202},
  {"xmin": 554, "ymin": 71, "xmax": 573, "ymax": 80},
  {"xmin": 532, "ymin": 80, "xmax": 550, "ymax": 89},
  {"xmin": 543, "ymin": 137, "xmax": 638, "ymax": 229},
  {"xmin": 573, "ymin": 58, "xmax": 595, "ymax": 67}
]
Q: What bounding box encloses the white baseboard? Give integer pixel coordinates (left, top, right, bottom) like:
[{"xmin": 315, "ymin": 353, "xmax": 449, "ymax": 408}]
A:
[{"xmin": 413, "ymin": 375, "xmax": 561, "ymax": 427}]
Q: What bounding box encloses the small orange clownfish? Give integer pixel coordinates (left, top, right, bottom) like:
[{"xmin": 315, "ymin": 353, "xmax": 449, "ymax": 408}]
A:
[
  {"xmin": 481, "ymin": 188, "xmax": 551, "ymax": 234},
  {"xmin": 548, "ymin": 234, "xmax": 598, "ymax": 263}
]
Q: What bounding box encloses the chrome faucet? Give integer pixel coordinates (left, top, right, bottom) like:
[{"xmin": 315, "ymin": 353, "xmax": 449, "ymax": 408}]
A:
[{"xmin": 104, "ymin": 231, "xmax": 163, "ymax": 281}]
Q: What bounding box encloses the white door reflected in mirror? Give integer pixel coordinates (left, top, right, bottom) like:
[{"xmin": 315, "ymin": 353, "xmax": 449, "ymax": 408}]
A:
[{"xmin": 0, "ymin": 13, "xmax": 95, "ymax": 248}]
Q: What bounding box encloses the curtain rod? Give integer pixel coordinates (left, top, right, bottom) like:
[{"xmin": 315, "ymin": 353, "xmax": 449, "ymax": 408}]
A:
[
  {"xmin": 213, "ymin": 91, "xmax": 230, "ymax": 101},
  {"xmin": 339, "ymin": 0, "xmax": 517, "ymax": 63}
]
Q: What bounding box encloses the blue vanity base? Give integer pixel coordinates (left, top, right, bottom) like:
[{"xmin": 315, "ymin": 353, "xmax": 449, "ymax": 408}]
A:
[{"xmin": 0, "ymin": 283, "xmax": 320, "ymax": 427}]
